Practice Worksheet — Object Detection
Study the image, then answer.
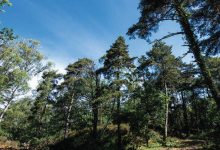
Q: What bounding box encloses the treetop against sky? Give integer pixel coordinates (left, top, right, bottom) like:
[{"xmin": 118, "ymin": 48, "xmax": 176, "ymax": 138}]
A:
[{"xmin": 0, "ymin": 0, "xmax": 190, "ymax": 72}]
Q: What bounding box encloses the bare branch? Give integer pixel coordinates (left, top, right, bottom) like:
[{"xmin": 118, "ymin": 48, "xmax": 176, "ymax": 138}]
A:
[{"xmin": 150, "ymin": 32, "xmax": 184, "ymax": 44}]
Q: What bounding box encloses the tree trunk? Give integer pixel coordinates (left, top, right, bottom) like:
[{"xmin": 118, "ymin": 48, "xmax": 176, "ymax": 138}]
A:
[
  {"xmin": 181, "ymin": 91, "xmax": 189, "ymax": 136},
  {"xmin": 163, "ymin": 82, "xmax": 169, "ymax": 146},
  {"xmin": 0, "ymin": 87, "xmax": 18, "ymax": 123},
  {"xmin": 116, "ymin": 71, "xmax": 122, "ymax": 150},
  {"xmin": 117, "ymin": 96, "xmax": 121, "ymax": 150},
  {"xmin": 0, "ymin": 100, "xmax": 12, "ymax": 122},
  {"xmin": 173, "ymin": 0, "xmax": 220, "ymax": 108},
  {"xmin": 64, "ymin": 93, "xmax": 74, "ymax": 139},
  {"xmin": 0, "ymin": 86, "xmax": 18, "ymax": 123}
]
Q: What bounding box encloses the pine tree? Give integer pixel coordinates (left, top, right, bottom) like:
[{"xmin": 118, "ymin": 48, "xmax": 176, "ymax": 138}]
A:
[
  {"xmin": 101, "ymin": 36, "xmax": 135, "ymax": 149},
  {"xmin": 127, "ymin": 0, "xmax": 220, "ymax": 108},
  {"xmin": 56, "ymin": 58, "xmax": 97, "ymax": 139},
  {"xmin": 138, "ymin": 42, "xmax": 181, "ymax": 145},
  {"xmin": 29, "ymin": 70, "xmax": 60, "ymax": 139}
]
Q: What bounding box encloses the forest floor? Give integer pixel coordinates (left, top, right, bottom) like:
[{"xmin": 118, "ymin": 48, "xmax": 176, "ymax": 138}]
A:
[
  {"xmin": 0, "ymin": 139, "xmax": 209, "ymax": 150},
  {"xmin": 140, "ymin": 139, "xmax": 206, "ymax": 150}
]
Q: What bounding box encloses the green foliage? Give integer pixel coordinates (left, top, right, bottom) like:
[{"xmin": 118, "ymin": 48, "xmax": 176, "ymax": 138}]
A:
[
  {"xmin": 0, "ymin": 2, "xmax": 219, "ymax": 149},
  {"xmin": 127, "ymin": 0, "xmax": 220, "ymax": 55},
  {"xmin": 102, "ymin": 36, "xmax": 135, "ymax": 79},
  {"xmin": 0, "ymin": 37, "xmax": 50, "ymax": 123},
  {"xmin": 29, "ymin": 70, "xmax": 61, "ymax": 140},
  {"xmin": 127, "ymin": 0, "xmax": 220, "ymax": 109},
  {"xmin": 0, "ymin": 33, "xmax": 219, "ymax": 150},
  {"xmin": 53, "ymin": 58, "xmax": 97, "ymax": 139},
  {"xmin": 0, "ymin": 28, "xmax": 15, "ymax": 45},
  {"xmin": 0, "ymin": 0, "xmax": 11, "ymax": 12},
  {"xmin": 1, "ymin": 98, "xmax": 32, "ymax": 142}
]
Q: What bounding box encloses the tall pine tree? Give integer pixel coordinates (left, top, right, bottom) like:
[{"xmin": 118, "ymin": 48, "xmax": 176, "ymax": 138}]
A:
[{"xmin": 101, "ymin": 36, "xmax": 135, "ymax": 150}]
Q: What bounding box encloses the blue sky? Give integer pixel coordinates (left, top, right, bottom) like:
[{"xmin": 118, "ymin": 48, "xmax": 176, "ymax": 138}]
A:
[{"xmin": 0, "ymin": 0, "xmax": 190, "ymax": 72}]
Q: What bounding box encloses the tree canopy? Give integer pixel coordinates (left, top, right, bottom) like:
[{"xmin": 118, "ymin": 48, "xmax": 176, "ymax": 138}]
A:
[{"xmin": 0, "ymin": 1, "xmax": 219, "ymax": 150}]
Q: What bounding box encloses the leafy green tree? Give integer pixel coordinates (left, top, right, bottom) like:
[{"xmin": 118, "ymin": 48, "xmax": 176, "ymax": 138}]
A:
[
  {"xmin": 175, "ymin": 63, "xmax": 197, "ymax": 136},
  {"xmin": 1, "ymin": 97, "xmax": 32, "ymax": 142},
  {"xmin": 127, "ymin": 0, "xmax": 220, "ymax": 108},
  {"xmin": 1, "ymin": 1, "xmax": 220, "ymax": 148},
  {"xmin": 0, "ymin": 39, "xmax": 50, "ymax": 122},
  {"xmin": 101, "ymin": 36, "xmax": 135, "ymax": 149},
  {"xmin": 138, "ymin": 42, "xmax": 181, "ymax": 145},
  {"xmin": 65, "ymin": 58, "xmax": 101, "ymax": 138},
  {"xmin": 92, "ymin": 70, "xmax": 102, "ymax": 138},
  {"xmin": 129, "ymin": 81, "xmax": 164, "ymax": 147},
  {"xmin": 55, "ymin": 58, "xmax": 97, "ymax": 139},
  {"xmin": 0, "ymin": 28, "xmax": 15, "ymax": 95},
  {"xmin": 29, "ymin": 70, "xmax": 61, "ymax": 140}
]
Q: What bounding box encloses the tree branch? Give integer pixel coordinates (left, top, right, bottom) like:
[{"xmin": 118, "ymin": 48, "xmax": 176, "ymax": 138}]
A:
[{"xmin": 150, "ymin": 32, "xmax": 184, "ymax": 44}]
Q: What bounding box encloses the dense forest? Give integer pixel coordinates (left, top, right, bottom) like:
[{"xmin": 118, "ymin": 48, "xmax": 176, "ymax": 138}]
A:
[{"xmin": 0, "ymin": 0, "xmax": 220, "ymax": 150}]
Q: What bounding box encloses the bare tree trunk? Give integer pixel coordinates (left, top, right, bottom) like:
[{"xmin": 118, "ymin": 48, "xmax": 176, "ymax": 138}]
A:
[
  {"xmin": 0, "ymin": 87, "xmax": 17, "ymax": 123},
  {"xmin": 163, "ymin": 82, "xmax": 169, "ymax": 146},
  {"xmin": 0, "ymin": 100, "xmax": 12, "ymax": 122},
  {"xmin": 173, "ymin": 0, "xmax": 220, "ymax": 108},
  {"xmin": 64, "ymin": 93, "xmax": 74, "ymax": 139}
]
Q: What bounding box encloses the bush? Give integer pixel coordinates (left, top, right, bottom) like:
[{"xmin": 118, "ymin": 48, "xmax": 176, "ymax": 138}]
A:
[{"xmin": 148, "ymin": 130, "xmax": 163, "ymax": 145}]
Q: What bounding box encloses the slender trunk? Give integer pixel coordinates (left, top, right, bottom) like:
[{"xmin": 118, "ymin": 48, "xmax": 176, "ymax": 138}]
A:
[
  {"xmin": 163, "ymin": 82, "xmax": 169, "ymax": 146},
  {"xmin": 117, "ymin": 96, "xmax": 121, "ymax": 150},
  {"xmin": 181, "ymin": 92, "xmax": 189, "ymax": 136},
  {"xmin": 64, "ymin": 93, "xmax": 74, "ymax": 139},
  {"xmin": 0, "ymin": 100, "xmax": 12, "ymax": 122},
  {"xmin": 173, "ymin": 0, "xmax": 220, "ymax": 108},
  {"xmin": 0, "ymin": 87, "xmax": 18, "ymax": 122},
  {"xmin": 116, "ymin": 71, "xmax": 121, "ymax": 150}
]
